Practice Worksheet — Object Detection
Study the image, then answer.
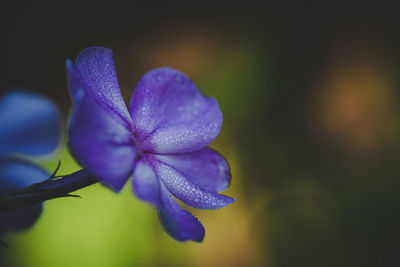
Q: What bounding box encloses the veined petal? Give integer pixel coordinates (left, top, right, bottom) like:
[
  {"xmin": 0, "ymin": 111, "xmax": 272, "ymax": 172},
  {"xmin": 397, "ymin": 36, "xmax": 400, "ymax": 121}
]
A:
[
  {"xmin": 158, "ymin": 183, "xmax": 205, "ymax": 242},
  {"xmin": 129, "ymin": 67, "xmax": 222, "ymax": 154},
  {"xmin": 132, "ymin": 160, "xmax": 159, "ymax": 206},
  {"xmin": 67, "ymin": 47, "xmax": 138, "ymax": 191},
  {"xmin": 155, "ymin": 147, "xmax": 231, "ymax": 193},
  {"xmin": 0, "ymin": 91, "xmax": 61, "ymax": 156},
  {"xmin": 0, "ymin": 159, "xmax": 48, "ymax": 232},
  {"xmin": 67, "ymin": 46, "xmax": 132, "ymax": 128},
  {"xmin": 68, "ymin": 89, "xmax": 137, "ymax": 192},
  {"xmin": 132, "ymin": 160, "xmax": 205, "ymax": 242},
  {"xmin": 151, "ymin": 156, "xmax": 235, "ymax": 210}
]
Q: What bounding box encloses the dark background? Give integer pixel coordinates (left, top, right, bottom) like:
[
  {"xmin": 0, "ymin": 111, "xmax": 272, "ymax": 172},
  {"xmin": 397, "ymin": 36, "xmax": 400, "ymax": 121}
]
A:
[{"xmin": 1, "ymin": 2, "xmax": 400, "ymax": 267}]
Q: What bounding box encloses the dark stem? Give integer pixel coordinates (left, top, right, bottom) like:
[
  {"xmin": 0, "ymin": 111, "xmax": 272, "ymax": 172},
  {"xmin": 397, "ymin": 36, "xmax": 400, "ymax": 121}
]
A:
[{"xmin": 0, "ymin": 168, "xmax": 99, "ymax": 213}]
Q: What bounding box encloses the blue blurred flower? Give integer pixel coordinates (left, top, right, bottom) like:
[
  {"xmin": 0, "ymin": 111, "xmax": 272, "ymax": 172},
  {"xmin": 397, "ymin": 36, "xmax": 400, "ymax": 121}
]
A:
[
  {"xmin": 67, "ymin": 47, "xmax": 235, "ymax": 242},
  {"xmin": 0, "ymin": 92, "xmax": 61, "ymax": 234}
]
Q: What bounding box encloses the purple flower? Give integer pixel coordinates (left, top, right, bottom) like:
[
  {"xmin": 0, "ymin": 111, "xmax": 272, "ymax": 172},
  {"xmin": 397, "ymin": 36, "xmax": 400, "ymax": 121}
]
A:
[
  {"xmin": 0, "ymin": 92, "xmax": 61, "ymax": 234},
  {"xmin": 67, "ymin": 47, "xmax": 235, "ymax": 242}
]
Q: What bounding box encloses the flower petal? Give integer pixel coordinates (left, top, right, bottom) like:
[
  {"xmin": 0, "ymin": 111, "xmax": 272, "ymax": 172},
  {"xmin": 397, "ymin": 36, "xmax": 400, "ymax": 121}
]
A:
[
  {"xmin": 67, "ymin": 89, "xmax": 137, "ymax": 192},
  {"xmin": 0, "ymin": 91, "xmax": 61, "ymax": 156},
  {"xmin": 150, "ymin": 156, "xmax": 235, "ymax": 210},
  {"xmin": 158, "ymin": 183, "xmax": 205, "ymax": 242},
  {"xmin": 155, "ymin": 147, "xmax": 231, "ymax": 193},
  {"xmin": 0, "ymin": 159, "xmax": 48, "ymax": 232},
  {"xmin": 132, "ymin": 160, "xmax": 159, "ymax": 206},
  {"xmin": 132, "ymin": 161, "xmax": 204, "ymax": 242},
  {"xmin": 67, "ymin": 47, "xmax": 138, "ymax": 191},
  {"xmin": 67, "ymin": 46, "xmax": 132, "ymax": 127},
  {"xmin": 129, "ymin": 67, "xmax": 222, "ymax": 154}
]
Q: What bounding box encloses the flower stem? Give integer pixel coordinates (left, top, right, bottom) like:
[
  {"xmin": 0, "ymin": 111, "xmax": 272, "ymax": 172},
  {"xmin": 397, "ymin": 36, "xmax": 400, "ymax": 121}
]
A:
[{"xmin": 0, "ymin": 168, "xmax": 99, "ymax": 213}]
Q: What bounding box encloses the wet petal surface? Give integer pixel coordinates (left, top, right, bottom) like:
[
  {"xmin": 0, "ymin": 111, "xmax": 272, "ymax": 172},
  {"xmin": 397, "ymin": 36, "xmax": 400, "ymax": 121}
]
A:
[
  {"xmin": 158, "ymin": 183, "xmax": 205, "ymax": 242},
  {"xmin": 129, "ymin": 67, "xmax": 222, "ymax": 154},
  {"xmin": 151, "ymin": 156, "xmax": 235, "ymax": 210},
  {"xmin": 155, "ymin": 147, "xmax": 231, "ymax": 193}
]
